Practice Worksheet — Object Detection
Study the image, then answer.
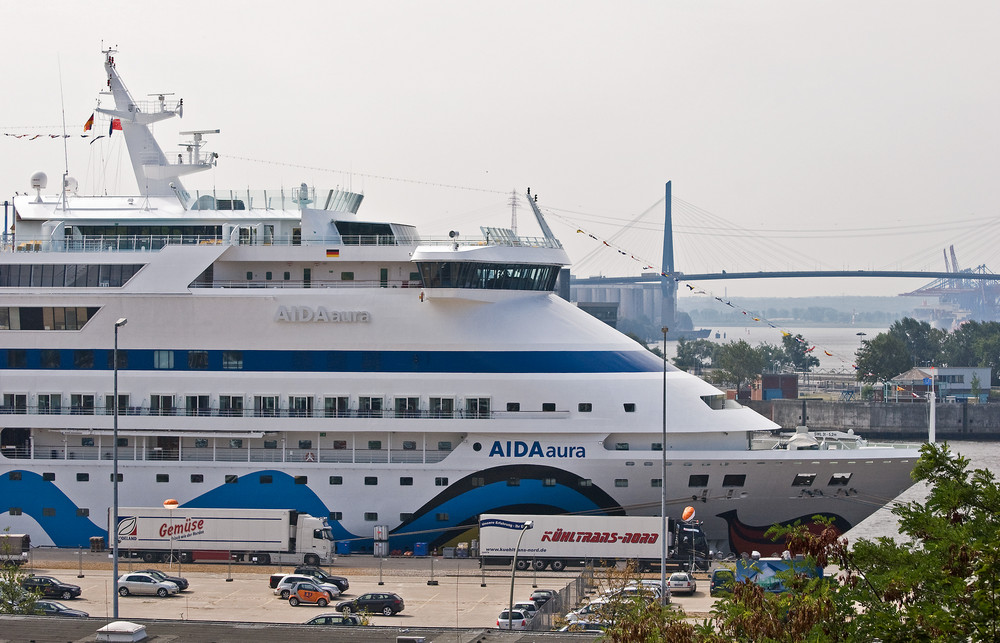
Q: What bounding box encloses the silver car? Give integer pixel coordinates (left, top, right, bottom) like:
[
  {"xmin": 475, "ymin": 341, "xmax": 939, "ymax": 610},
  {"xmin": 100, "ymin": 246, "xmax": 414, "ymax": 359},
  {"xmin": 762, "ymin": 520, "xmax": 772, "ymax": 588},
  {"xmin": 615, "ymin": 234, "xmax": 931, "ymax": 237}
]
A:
[{"xmin": 117, "ymin": 572, "xmax": 179, "ymax": 598}]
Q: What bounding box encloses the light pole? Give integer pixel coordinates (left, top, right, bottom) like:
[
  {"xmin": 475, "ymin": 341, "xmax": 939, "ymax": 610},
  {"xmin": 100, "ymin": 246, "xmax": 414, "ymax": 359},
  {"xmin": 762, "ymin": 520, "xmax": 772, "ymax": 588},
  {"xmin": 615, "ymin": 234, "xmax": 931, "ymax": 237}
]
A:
[
  {"xmin": 507, "ymin": 520, "xmax": 533, "ymax": 630},
  {"xmin": 856, "ymin": 332, "xmax": 867, "ymax": 399},
  {"xmin": 112, "ymin": 317, "xmax": 126, "ymax": 620},
  {"xmin": 163, "ymin": 499, "xmax": 178, "ymax": 570},
  {"xmin": 660, "ymin": 326, "xmax": 668, "ymax": 605}
]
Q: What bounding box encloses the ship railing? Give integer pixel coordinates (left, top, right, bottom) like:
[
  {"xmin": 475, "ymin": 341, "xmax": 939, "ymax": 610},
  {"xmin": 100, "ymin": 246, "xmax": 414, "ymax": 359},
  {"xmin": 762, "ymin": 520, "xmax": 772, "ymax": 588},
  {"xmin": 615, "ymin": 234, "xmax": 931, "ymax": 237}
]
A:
[
  {"xmin": 199, "ymin": 279, "xmax": 422, "ymax": 289},
  {"xmin": 8, "ymin": 232, "xmax": 561, "ymax": 253},
  {"xmin": 11, "ymin": 444, "xmax": 455, "ymax": 464},
  {"xmin": 20, "ymin": 405, "xmax": 493, "ymax": 420}
]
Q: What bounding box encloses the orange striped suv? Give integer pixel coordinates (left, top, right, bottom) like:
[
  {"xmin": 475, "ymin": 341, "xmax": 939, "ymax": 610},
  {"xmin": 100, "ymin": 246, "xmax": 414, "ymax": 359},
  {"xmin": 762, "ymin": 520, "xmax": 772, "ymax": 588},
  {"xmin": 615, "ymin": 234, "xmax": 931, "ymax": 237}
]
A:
[{"xmin": 288, "ymin": 581, "xmax": 335, "ymax": 607}]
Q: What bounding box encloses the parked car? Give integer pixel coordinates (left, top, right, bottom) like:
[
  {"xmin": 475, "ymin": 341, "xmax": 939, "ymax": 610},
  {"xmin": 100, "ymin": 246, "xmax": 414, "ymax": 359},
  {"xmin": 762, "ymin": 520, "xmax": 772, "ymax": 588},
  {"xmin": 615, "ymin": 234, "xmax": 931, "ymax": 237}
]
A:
[
  {"xmin": 35, "ymin": 600, "xmax": 89, "ymax": 618},
  {"xmin": 268, "ymin": 567, "xmax": 349, "ymax": 593},
  {"xmin": 667, "ymin": 571, "xmax": 697, "ymax": 596},
  {"xmin": 117, "ymin": 572, "xmax": 179, "ymax": 597},
  {"xmin": 287, "ymin": 581, "xmax": 334, "ymax": 607},
  {"xmin": 529, "ymin": 588, "xmax": 558, "ymax": 608},
  {"xmin": 497, "ymin": 608, "xmax": 531, "ymax": 630},
  {"xmin": 136, "ymin": 568, "xmax": 189, "ymax": 591},
  {"xmin": 273, "ymin": 574, "xmax": 340, "ymax": 600},
  {"xmin": 512, "ymin": 600, "xmax": 539, "ymax": 619},
  {"xmin": 304, "ymin": 612, "xmax": 362, "ymax": 626},
  {"xmin": 710, "ymin": 568, "xmax": 735, "ymax": 596},
  {"xmin": 565, "ymin": 598, "xmax": 611, "ymax": 623},
  {"xmin": 19, "ymin": 575, "xmax": 81, "ymax": 600},
  {"xmin": 336, "ymin": 592, "xmax": 404, "ymax": 616}
]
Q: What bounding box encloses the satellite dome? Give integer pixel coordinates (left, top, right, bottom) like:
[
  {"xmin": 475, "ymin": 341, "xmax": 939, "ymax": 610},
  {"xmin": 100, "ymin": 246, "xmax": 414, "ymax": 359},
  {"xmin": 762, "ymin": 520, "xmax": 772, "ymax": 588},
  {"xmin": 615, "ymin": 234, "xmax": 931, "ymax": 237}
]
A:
[{"xmin": 30, "ymin": 171, "xmax": 48, "ymax": 190}]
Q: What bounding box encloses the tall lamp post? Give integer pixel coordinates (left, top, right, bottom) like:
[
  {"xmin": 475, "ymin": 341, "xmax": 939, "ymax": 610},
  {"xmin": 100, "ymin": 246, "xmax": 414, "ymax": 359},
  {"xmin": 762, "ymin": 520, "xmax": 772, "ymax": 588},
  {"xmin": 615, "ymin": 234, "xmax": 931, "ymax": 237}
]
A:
[
  {"xmin": 112, "ymin": 317, "xmax": 127, "ymax": 619},
  {"xmin": 507, "ymin": 520, "xmax": 533, "ymax": 630},
  {"xmin": 163, "ymin": 499, "xmax": 178, "ymax": 570},
  {"xmin": 660, "ymin": 326, "xmax": 668, "ymax": 605}
]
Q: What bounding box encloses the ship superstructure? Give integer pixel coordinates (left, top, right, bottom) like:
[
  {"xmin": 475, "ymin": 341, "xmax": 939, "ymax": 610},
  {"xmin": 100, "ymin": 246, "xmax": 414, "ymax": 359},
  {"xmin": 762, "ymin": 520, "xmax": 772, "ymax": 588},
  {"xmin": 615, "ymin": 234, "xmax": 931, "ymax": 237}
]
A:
[{"xmin": 0, "ymin": 51, "xmax": 920, "ymax": 557}]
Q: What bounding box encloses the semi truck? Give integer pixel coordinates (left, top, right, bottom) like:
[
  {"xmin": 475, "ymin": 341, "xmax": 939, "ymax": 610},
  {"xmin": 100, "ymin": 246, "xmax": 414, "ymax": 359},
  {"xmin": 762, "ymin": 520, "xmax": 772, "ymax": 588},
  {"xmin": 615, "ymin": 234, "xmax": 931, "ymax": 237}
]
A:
[
  {"xmin": 0, "ymin": 533, "xmax": 30, "ymax": 566},
  {"xmin": 478, "ymin": 513, "xmax": 710, "ymax": 572},
  {"xmin": 110, "ymin": 507, "xmax": 334, "ymax": 566}
]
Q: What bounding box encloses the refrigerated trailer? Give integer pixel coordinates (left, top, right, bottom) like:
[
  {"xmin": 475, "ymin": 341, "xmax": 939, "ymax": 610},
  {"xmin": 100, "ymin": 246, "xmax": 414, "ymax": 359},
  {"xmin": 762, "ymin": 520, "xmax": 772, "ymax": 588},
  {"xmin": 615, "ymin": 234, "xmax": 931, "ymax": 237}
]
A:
[
  {"xmin": 478, "ymin": 513, "xmax": 709, "ymax": 571},
  {"xmin": 111, "ymin": 507, "xmax": 333, "ymax": 565}
]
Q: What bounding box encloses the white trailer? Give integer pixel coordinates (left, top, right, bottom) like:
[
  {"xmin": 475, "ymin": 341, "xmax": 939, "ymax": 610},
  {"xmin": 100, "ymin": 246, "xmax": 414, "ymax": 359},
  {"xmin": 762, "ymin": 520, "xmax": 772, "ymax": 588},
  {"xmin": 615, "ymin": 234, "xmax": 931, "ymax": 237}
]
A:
[
  {"xmin": 0, "ymin": 533, "xmax": 30, "ymax": 566},
  {"xmin": 111, "ymin": 507, "xmax": 333, "ymax": 566},
  {"xmin": 478, "ymin": 513, "xmax": 708, "ymax": 572}
]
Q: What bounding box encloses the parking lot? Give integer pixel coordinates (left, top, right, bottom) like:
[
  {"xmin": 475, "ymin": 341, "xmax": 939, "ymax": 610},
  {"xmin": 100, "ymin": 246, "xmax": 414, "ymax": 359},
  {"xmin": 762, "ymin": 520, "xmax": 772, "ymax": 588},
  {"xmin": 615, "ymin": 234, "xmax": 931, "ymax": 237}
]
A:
[{"xmin": 17, "ymin": 549, "xmax": 717, "ymax": 630}]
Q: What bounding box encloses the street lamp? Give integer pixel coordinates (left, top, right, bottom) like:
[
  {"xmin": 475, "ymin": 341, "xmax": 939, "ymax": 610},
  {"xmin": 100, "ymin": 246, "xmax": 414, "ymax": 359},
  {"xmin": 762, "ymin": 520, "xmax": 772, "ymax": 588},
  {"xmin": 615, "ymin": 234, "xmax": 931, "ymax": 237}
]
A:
[
  {"xmin": 507, "ymin": 520, "xmax": 533, "ymax": 630},
  {"xmin": 163, "ymin": 499, "xmax": 179, "ymax": 570},
  {"xmin": 660, "ymin": 326, "xmax": 668, "ymax": 605},
  {"xmin": 112, "ymin": 317, "xmax": 126, "ymax": 619}
]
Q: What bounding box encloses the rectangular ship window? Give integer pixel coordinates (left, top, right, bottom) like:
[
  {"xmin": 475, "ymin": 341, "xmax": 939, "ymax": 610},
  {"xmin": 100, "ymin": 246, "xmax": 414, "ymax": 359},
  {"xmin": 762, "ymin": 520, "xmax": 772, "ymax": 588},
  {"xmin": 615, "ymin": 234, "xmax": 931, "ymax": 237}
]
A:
[
  {"xmin": 400, "ymin": 477, "xmax": 413, "ymax": 486},
  {"xmin": 260, "ymin": 475, "xmax": 273, "ymax": 484},
  {"xmin": 222, "ymin": 351, "xmax": 243, "ymax": 370},
  {"xmin": 828, "ymin": 472, "xmax": 852, "ymax": 486},
  {"xmin": 365, "ymin": 477, "xmax": 378, "ymax": 485},
  {"xmin": 191, "ymin": 474, "xmax": 204, "ymax": 483},
  {"xmin": 76, "ymin": 508, "xmax": 90, "ymax": 517},
  {"xmin": 294, "ymin": 476, "xmax": 307, "ymax": 485},
  {"xmin": 225, "ymin": 474, "xmax": 238, "ymax": 484},
  {"xmin": 330, "ymin": 476, "xmax": 343, "ymax": 485},
  {"xmin": 722, "ymin": 474, "xmax": 746, "ymax": 487},
  {"xmin": 651, "ymin": 479, "xmax": 662, "ymax": 488},
  {"xmin": 616, "ymin": 443, "xmax": 630, "ymax": 451},
  {"xmin": 76, "ymin": 473, "xmax": 89, "ymax": 482},
  {"xmin": 187, "ymin": 351, "xmax": 209, "ymax": 369},
  {"xmin": 688, "ymin": 475, "xmax": 709, "ymax": 488},
  {"xmin": 156, "ymin": 474, "xmax": 169, "ymax": 483},
  {"xmin": 435, "ymin": 477, "xmax": 448, "ymax": 486},
  {"xmin": 42, "ymin": 472, "xmax": 55, "ymax": 481},
  {"xmin": 578, "ymin": 403, "xmax": 592, "ymax": 412},
  {"xmin": 364, "ymin": 512, "xmax": 378, "ymax": 521},
  {"xmin": 792, "ymin": 473, "xmax": 817, "ymax": 487},
  {"xmin": 329, "ymin": 512, "xmax": 342, "ymax": 521},
  {"xmin": 542, "ymin": 402, "xmax": 556, "ymax": 412},
  {"xmin": 506, "ymin": 402, "xmax": 520, "ymax": 412},
  {"xmin": 623, "ymin": 403, "xmax": 636, "ymax": 412},
  {"xmin": 615, "ymin": 479, "xmax": 629, "ymax": 487},
  {"xmin": 153, "ymin": 350, "xmax": 174, "ymax": 369},
  {"xmin": 402, "ymin": 441, "xmax": 416, "ymax": 450}
]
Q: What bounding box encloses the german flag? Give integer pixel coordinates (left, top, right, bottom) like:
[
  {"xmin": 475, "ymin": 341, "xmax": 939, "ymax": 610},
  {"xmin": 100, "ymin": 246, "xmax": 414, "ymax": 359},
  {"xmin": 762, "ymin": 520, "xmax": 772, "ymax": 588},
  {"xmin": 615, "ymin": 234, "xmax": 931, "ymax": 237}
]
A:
[{"xmin": 326, "ymin": 249, "xmax": 340, "ymax": 258}]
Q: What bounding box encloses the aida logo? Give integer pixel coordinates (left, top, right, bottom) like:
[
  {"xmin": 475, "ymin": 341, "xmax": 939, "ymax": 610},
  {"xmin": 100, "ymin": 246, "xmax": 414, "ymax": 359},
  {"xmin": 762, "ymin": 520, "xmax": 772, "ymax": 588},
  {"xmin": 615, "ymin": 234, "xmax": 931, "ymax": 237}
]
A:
[{"xmin": 488, "ymin": 440, "xmax": 586, "ymax": 458}]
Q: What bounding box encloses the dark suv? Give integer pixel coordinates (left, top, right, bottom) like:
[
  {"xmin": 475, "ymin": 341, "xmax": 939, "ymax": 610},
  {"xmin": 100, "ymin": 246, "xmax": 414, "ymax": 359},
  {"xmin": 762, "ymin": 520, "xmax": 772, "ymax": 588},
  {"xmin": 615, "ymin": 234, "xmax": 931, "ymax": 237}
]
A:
[
  {"xmin": 274, "ymin": 566, "xmax": 349, "ymax": 593},
  {"xmin": 20, "ymin": 575, "xmax": 82, "ymax": 600},
  {"xmin": 336, "ymin": 592, "xmax": 404, "ymax": 616}
]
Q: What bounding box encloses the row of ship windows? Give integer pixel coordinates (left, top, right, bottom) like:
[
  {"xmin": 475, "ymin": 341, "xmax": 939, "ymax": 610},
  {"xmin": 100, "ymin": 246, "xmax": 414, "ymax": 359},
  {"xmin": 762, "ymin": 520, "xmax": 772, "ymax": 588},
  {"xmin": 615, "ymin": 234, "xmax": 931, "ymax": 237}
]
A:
[
  {"xmin": 4, "ymin": 393, "xmax": 609, "ymax": 416},
  {"xmin": 0, "ymin": 264, "xmax": 143, "ymax": 289},
  {"xmin": 6, "ymin": 505, "xmax": 466, "ymax": 524},
  {"xmin": 8, "ymin": 470, "xmax": 853, "ymax": 489}
]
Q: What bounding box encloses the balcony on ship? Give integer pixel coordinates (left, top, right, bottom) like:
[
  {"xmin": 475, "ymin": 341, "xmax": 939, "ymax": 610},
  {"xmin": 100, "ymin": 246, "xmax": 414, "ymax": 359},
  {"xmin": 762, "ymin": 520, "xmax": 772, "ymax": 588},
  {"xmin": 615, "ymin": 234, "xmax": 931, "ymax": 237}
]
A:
[{"xmin": 2, "ymin": 428, "xmax": 461, "ymax": 466}]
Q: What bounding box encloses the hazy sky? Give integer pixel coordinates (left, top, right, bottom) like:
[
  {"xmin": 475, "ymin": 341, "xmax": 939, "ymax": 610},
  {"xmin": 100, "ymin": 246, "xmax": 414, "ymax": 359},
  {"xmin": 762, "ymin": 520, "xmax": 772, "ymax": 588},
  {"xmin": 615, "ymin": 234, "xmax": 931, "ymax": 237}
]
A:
[{"xmin": 2, "ymin": 1, "xmax": 998, "ymax": 299}]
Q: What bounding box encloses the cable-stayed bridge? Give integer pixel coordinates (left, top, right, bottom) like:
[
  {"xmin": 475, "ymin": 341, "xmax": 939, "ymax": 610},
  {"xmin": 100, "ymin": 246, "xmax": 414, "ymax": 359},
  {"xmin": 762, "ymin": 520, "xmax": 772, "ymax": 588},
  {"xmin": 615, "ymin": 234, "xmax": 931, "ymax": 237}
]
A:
[{"xmin": 565, "ymin": 182, "xmax": 1000, "ymax": 331}]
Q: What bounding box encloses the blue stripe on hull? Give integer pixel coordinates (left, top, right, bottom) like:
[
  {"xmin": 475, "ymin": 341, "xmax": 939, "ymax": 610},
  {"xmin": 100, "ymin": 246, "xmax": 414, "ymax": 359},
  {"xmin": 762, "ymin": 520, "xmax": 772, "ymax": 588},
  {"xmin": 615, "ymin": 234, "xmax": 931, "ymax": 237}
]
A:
[{"xmin": 1, "ymin": 348, "xmax": 665, "ymax": 373}]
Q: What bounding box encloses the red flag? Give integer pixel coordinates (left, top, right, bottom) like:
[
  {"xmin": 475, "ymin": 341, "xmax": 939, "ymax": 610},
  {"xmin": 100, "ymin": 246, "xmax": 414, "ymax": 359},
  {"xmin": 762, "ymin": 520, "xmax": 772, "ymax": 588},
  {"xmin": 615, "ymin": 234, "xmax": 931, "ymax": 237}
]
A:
[
  {"xmin": 109, "ymin": 118, "xmax": 122, "ymax": 136},
  {"xmin": 84, "ymin": 113, "xmax": 94, "ymax": 132}
]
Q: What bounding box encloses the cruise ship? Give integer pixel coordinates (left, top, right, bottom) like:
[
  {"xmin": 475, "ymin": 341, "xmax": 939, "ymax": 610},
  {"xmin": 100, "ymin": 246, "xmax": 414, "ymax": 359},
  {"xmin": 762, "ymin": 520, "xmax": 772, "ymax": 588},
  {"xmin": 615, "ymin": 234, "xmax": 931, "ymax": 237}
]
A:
[{"xmin": 0, "ymin": 50, "xmax": 920, "ymax": 559}]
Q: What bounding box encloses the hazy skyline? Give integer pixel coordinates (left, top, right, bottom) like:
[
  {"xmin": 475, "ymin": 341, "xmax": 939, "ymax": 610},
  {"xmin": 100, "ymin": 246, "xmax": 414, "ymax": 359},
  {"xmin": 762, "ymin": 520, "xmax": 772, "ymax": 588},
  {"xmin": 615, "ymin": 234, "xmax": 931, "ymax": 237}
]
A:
[{"xmin": 2, "ymin": 1, "xmax": 997, "ymax": 300}]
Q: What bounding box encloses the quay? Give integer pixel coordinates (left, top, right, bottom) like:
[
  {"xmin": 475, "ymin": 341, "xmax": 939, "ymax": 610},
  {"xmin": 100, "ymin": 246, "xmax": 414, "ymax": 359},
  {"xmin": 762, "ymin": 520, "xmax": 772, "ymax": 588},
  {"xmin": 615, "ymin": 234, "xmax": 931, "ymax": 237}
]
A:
[
  {"xmin": 748, "ymin": 398, "xmax": 1000, "ymax": 440},
  {"xmin": 1, "ymin": 549, "xmax": 718, "ymax": 642}
]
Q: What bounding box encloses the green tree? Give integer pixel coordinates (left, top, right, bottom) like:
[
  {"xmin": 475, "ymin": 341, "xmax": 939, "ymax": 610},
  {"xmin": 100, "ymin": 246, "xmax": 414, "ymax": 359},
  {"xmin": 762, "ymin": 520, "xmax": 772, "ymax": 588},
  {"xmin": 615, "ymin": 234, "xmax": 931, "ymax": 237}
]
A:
[
  {"xmin": 887, "ymin": 317, "xmax": 944, "ymax": 366},
  {"xmin": 782, "ymin": 333, "xmax": 820, "ymax": 372},
  {"xmin": 710, "ymin": 340, "xmax": 767, "ymax": 397},
  {"xmin": 855, "ymin": 332, "xmax": 911, "ymax": 384},
  {"xmin": 0, "ymin": 531, "xmax": 37, "ymax": 615},
  {"xmin": 672, "ymin": 338, "xmax": 716, "ymax": 373},
  {"xmin": 609, "ymin": 443, "xmax": 1000, "ymax": 642}
]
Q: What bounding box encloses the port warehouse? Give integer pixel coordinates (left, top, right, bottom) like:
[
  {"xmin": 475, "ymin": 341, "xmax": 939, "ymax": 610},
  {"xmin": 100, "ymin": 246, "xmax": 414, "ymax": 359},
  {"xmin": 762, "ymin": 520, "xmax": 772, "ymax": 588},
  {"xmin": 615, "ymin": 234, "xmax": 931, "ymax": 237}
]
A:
[{"xmin": 749, "ymin": 399, "xmax": 1000, "ymax": 439}]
